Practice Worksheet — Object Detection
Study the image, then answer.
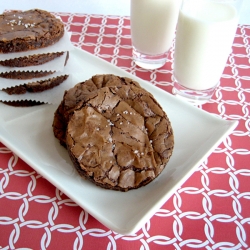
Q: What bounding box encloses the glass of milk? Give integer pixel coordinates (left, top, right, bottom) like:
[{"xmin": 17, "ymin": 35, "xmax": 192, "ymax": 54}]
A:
[
  {"xmin": 130, "ymin": 0, "xmax": 181, "ymax": 70},
  {"xmin": 173, "ymin": 0, "xmax": 243, "ymax": 104}
]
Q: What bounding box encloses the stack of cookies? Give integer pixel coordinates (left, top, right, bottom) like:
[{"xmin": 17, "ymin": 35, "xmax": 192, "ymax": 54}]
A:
[
  {"xmin": 53, "ymin": 74, "xmax": 174, "ymax": 192},
  {"xmin": 0, "ymin": 9, "xmax": 74, "ymax": 106}
]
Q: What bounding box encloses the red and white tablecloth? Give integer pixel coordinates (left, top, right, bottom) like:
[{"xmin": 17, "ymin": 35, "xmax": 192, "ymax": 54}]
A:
[{"xmin": 0, "ymin": 13, "xmax": 250, "ymax": 249}]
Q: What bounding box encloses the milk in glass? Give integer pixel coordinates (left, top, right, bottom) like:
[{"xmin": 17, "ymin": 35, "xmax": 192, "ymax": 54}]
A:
[
  {"xmin": 130, "ymin": 0, "xmax": 181, "ymax": 69},
  {"xmin": 174, "ymin": 0, "xmax": 239, "ymax": 91}
]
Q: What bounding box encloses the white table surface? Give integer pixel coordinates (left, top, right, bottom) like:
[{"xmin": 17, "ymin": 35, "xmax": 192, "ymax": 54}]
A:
[{"xmin": 0, "ymin": 0, "xmax": 250, "ymax": 25}]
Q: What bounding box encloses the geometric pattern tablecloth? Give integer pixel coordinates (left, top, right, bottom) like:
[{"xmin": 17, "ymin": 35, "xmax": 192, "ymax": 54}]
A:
[{"xmin": 0, "ymin": 13, "xmax": 250, "ymax": 249}]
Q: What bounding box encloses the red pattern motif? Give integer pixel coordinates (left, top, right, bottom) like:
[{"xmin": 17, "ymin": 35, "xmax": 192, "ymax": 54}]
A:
[{"xmin": 0, "ymin": 12, "xmax": 249, "ymax": 249}]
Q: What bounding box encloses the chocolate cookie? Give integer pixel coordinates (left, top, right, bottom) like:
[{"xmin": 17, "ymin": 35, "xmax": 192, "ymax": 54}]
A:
[
  {"xmin": 0, "ymin": 70, "xmax": 54, "ymax": 79},
  {"xmin": 0, "ymin": 52, "xmax": 64, "ymax": 67},
  {"xmin": 0, "ymin": 51, "xmax": 69, "ymax": 80},
  {"xmin": 3, "ymin": 74, "xmax": 69, "ymax": 94},
  {"xmin": 1, "ymin": 100, "xmax": 44, "ymax": 107},
  {"xmin": 66, "ymin": 85, "xmax": 174, "ymax": 191},
  {"xmin": 53, "ymin": 74, "xmax": 141, "ymax": 146},
  {"xmin": 0, "ymin": 9, "xmax": 64, "ymax": 53}
]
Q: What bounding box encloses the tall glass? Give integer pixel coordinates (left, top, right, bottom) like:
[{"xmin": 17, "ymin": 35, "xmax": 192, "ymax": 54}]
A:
[
  {"xmin": 173, "ymin": 0, "xmax": 243, "ymax": 104},
  {"xmin": 130, "ymin": 0, "xmax": 181, "ymax": 70}
]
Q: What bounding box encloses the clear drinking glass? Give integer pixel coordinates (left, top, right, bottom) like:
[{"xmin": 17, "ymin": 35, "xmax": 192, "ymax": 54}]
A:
[
  {"xmin": 172, "ymin": 0, "xmax": 243, "ymax": 104},
  {"xmin": 130, "ymin": 0, "xmax": 181, "ymax": 70}
]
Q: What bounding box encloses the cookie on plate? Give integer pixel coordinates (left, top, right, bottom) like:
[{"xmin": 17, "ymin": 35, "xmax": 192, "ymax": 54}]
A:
[
  {"xmin": 1, "ymin": 100, "xmax": 44, "ymax": 107},
  {"xmin": 65, "ymin": 85, "xmax": 174, "ymax": 191},
  {"xmin": 53, "ymin": 74, "xmax": 142, "ymax": 146},
  {"xmin": 0, "ymin": 51, "xmax": 69, "ymax": 80},
  {"xmin": 3, "ymin": 74, "xmax": 69, "ymax": 94},
  {"xmin": 0, "ymin": 9, "xmax": 65, "ymax": 53},
  {"xmin": 0, "ymin": 52, "xmax": 64, "ymax": 67},
  {"xmin": 0, "ymin": 70, "xmax": 54, "ymax": 79}
]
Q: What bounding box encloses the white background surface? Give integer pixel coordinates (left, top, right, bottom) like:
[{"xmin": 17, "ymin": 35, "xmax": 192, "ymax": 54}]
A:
[{"xmin": 0, "ymin": 0, "xmax": 250, "ymax": 24}]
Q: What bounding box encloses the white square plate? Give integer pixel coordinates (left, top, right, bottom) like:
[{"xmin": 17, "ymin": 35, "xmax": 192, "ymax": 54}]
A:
[{"xmin": 0, "ymin": 48, "xmax": 238, "ymax": 235}]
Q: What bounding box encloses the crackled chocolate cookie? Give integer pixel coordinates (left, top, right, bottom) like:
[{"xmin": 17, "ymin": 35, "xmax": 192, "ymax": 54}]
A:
[
  {"xmin": 0, "ymin": 9, "xmax": 64, "ymax": 53},
  {"xmin": 0, "ymin": 52, "xmax": 64, "ymax": 67},
  {"xmin": 53, "ymin": 74, "xmax": 141, "ymax": 146},
  {"xmin": 0, "ymin": 51, "xmax": 69, "ymax": 80},
  {"xmin": 0, "ymin": 70, "xmax": 54, "ymax": 79},
  {"xmin": 1, "ymin": 100, "xmax": 44, "ymax": 107},
  {"xmin": 3, "ymin": 74, "xmax": 68, "ymax": 94},
  {"xmin": 66, "ymin": 85, "xmax": 174, "ymax": 191}
]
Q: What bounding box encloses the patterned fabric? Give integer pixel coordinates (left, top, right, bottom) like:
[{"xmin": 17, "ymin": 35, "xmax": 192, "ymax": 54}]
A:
[{"xmin": 0, "ymin": 12, "xmax": 249, "ymax": 249}]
